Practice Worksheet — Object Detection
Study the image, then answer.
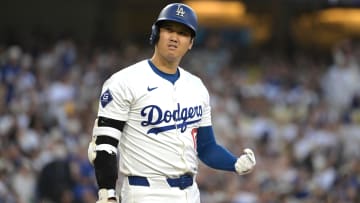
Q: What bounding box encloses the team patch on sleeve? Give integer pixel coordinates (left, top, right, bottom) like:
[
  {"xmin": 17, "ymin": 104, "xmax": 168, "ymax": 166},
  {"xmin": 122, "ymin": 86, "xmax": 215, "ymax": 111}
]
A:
[{"xmin": 100, "ymin": 89, "xmax": 113, "ymax": 108}]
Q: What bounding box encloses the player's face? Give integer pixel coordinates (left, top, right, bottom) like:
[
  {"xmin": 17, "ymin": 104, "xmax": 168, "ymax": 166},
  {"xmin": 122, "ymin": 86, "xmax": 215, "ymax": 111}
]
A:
[{"xmin": 156, "ymin": 21, "xmax": 194, "ymax": 63}]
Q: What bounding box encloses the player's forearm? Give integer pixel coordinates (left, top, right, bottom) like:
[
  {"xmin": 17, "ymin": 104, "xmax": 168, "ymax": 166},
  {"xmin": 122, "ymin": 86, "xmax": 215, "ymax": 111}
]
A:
[
  {"xmin": 196, "ymin": 126, "xmax": 237, "ymax": 171},
  {"xmin": 94, "ymin": 136, "xmax": 119, "ymax": 189},
  {"xmin": 88, "ymin": 117, "xmax": 125, "ymax": 202},
  {"xmin": 198, "ymin": 143, "xmax": 237, "ymax": 171}
]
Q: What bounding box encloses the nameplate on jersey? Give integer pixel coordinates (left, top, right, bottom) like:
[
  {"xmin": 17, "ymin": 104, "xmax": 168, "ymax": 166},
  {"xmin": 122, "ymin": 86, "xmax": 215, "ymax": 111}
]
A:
[
  {"xmin": 140, "ymin": 103, "xmax": 202, "ymax": 134},
  {"xmin": 100, "ymin": 89, "xmax": 113, "ymax": 108}
]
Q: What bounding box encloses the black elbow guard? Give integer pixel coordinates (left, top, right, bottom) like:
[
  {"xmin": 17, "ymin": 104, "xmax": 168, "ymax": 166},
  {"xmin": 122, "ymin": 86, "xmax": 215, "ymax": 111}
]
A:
[{"xmin": 94, "ymin": 151, "xmax": 118, "ymax": 189}]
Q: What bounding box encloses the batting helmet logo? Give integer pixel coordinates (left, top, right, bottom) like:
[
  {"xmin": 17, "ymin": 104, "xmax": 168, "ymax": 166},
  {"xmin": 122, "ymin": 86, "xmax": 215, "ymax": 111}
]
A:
[
  {"xmin": 175, "ymin": 5, "xmax": 186, "ymax": 17},
  {"xmin": 149, "ymin": 3, "xmax": 198, "ymax": 45}
]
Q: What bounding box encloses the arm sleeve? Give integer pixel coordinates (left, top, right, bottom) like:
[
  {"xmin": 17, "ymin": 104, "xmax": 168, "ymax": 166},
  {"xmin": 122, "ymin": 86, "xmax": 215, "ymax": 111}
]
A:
[
  {"xmin": 196, "ymin": 126, "xmax": 237, "ymax": 172},
  {"xmin": 93, "ymin": 118, "xmax": 125, "ymax": 189}
]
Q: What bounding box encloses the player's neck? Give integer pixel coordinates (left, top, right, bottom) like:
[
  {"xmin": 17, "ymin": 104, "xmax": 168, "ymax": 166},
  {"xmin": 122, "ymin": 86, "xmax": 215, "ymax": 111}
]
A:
[{"xmin": 150, "ymin": 55, "xmax": 179, "ymax": 74}]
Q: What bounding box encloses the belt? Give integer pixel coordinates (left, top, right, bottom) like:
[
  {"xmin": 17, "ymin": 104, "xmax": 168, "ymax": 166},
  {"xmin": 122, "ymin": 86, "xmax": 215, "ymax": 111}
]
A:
[{"xmin": 128, "ymin": 174, "xmax": 193, "ymax": 190}]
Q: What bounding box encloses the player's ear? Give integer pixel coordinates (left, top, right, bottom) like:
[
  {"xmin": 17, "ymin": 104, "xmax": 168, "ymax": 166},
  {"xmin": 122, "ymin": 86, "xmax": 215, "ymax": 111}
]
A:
[{"xmin": 188, "ymin": 38, "xmax": 194, "ymax": 50}]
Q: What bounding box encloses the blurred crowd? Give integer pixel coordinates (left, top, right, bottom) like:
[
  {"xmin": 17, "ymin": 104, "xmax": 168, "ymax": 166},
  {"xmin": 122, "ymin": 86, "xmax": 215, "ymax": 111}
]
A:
[{"xmin": 0, "ymin": 35, "xmax": 360, "ymax": 203}]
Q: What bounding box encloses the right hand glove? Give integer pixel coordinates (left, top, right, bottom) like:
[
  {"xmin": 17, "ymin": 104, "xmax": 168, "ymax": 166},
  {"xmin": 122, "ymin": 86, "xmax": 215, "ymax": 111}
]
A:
[
  {"xmin": 235, "ymin": 148, "xmax": 256, "ymax": 175},
  {"xmin": 96, "ymin": 189, "xmax": 119, "ymax": 203}
]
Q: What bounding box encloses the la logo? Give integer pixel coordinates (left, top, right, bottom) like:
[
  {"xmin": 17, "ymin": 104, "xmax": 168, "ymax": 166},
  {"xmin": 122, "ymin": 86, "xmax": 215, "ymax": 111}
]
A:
[{"xmin": 176, "ymin": 5, "xmax": 185, "ymax": 17}]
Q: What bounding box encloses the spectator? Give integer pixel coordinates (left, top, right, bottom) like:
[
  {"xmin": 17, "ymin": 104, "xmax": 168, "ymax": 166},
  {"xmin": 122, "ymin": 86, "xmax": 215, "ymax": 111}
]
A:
[{"xmin": 0, "ymin": 37, "xmax": 359, "ymax": 202}]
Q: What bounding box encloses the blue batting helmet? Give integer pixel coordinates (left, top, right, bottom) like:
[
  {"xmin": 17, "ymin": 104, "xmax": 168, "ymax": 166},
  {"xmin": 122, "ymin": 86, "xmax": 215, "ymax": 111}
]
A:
[{"xmin": 149, "ymin": 3, "xmax": 198, "ymax": 45}]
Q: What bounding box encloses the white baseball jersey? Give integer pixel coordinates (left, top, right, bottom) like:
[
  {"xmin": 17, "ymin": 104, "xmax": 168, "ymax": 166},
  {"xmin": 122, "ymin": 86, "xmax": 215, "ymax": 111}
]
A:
[{"xmin": 96, "ymin": 59, "xmax": 212, "ymax": 178}]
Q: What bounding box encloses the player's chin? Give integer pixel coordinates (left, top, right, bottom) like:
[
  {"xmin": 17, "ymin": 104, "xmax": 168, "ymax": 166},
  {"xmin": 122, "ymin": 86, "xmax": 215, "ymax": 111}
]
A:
[{"xmin": 164, "ymin": 54, "xmax": 181, "ymax": 62}]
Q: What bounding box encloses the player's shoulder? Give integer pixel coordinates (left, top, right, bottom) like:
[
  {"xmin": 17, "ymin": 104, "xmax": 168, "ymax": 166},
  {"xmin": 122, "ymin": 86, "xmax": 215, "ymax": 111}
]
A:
[
  {"xmin": 112, "ymin": 60, "xmax": 148, "ymax": 78},
  {"xmin": 178, "ymin": 67, "xmax": 204, "ymax": 85},
  {"xmin": 104, "ymin": 60, "xmax": 148, "ymax": 84}
]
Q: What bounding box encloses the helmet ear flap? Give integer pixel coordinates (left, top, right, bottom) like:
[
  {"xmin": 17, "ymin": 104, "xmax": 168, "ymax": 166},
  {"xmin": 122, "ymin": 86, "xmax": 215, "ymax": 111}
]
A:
[{"xmin": 149, "ymin": 24, "xmax": 159, "ymax": 45}]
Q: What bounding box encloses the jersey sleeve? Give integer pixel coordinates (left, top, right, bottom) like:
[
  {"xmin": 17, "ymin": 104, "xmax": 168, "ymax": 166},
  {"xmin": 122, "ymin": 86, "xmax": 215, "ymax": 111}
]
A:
[
  {"xmin": 97, "ymin": 75, "xmax": 132, "ymax": 121},
  {"xmin": 198, "ymin": 80, "xmax": 212, "ymax": 127}
]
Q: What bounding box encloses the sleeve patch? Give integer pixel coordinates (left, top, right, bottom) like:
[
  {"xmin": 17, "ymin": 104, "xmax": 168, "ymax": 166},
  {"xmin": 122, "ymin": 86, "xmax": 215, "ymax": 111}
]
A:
[{"xmin": 100, "ymin": 89, "xmax": 113, "ymax": 108}]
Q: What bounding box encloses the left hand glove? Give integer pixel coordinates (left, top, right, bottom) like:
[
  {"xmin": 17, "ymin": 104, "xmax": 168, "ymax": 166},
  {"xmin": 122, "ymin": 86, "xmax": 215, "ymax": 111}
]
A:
[{"xmin": 235, "ymin": 148, "xmax": 256, "ymax": 175}]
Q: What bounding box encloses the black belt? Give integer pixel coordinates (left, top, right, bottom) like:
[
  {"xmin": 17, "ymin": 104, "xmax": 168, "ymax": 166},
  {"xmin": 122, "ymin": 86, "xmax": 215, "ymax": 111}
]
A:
[{"xmin": 128, "ymin": 174, "xmax": 193, "ymax": 190}]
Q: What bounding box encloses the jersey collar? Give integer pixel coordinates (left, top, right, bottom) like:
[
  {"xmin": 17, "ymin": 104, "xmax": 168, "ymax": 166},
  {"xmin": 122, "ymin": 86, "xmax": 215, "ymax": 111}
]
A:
[{"xmin": 147, "ymin": 59, "xmax": 180, "ymax": 84}]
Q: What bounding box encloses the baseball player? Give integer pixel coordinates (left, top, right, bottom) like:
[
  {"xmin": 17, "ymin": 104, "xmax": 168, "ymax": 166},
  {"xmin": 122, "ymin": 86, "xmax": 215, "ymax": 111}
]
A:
[{"xmin": 88, "ymin": 3, "xmax": 256, "ymax": 203}]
